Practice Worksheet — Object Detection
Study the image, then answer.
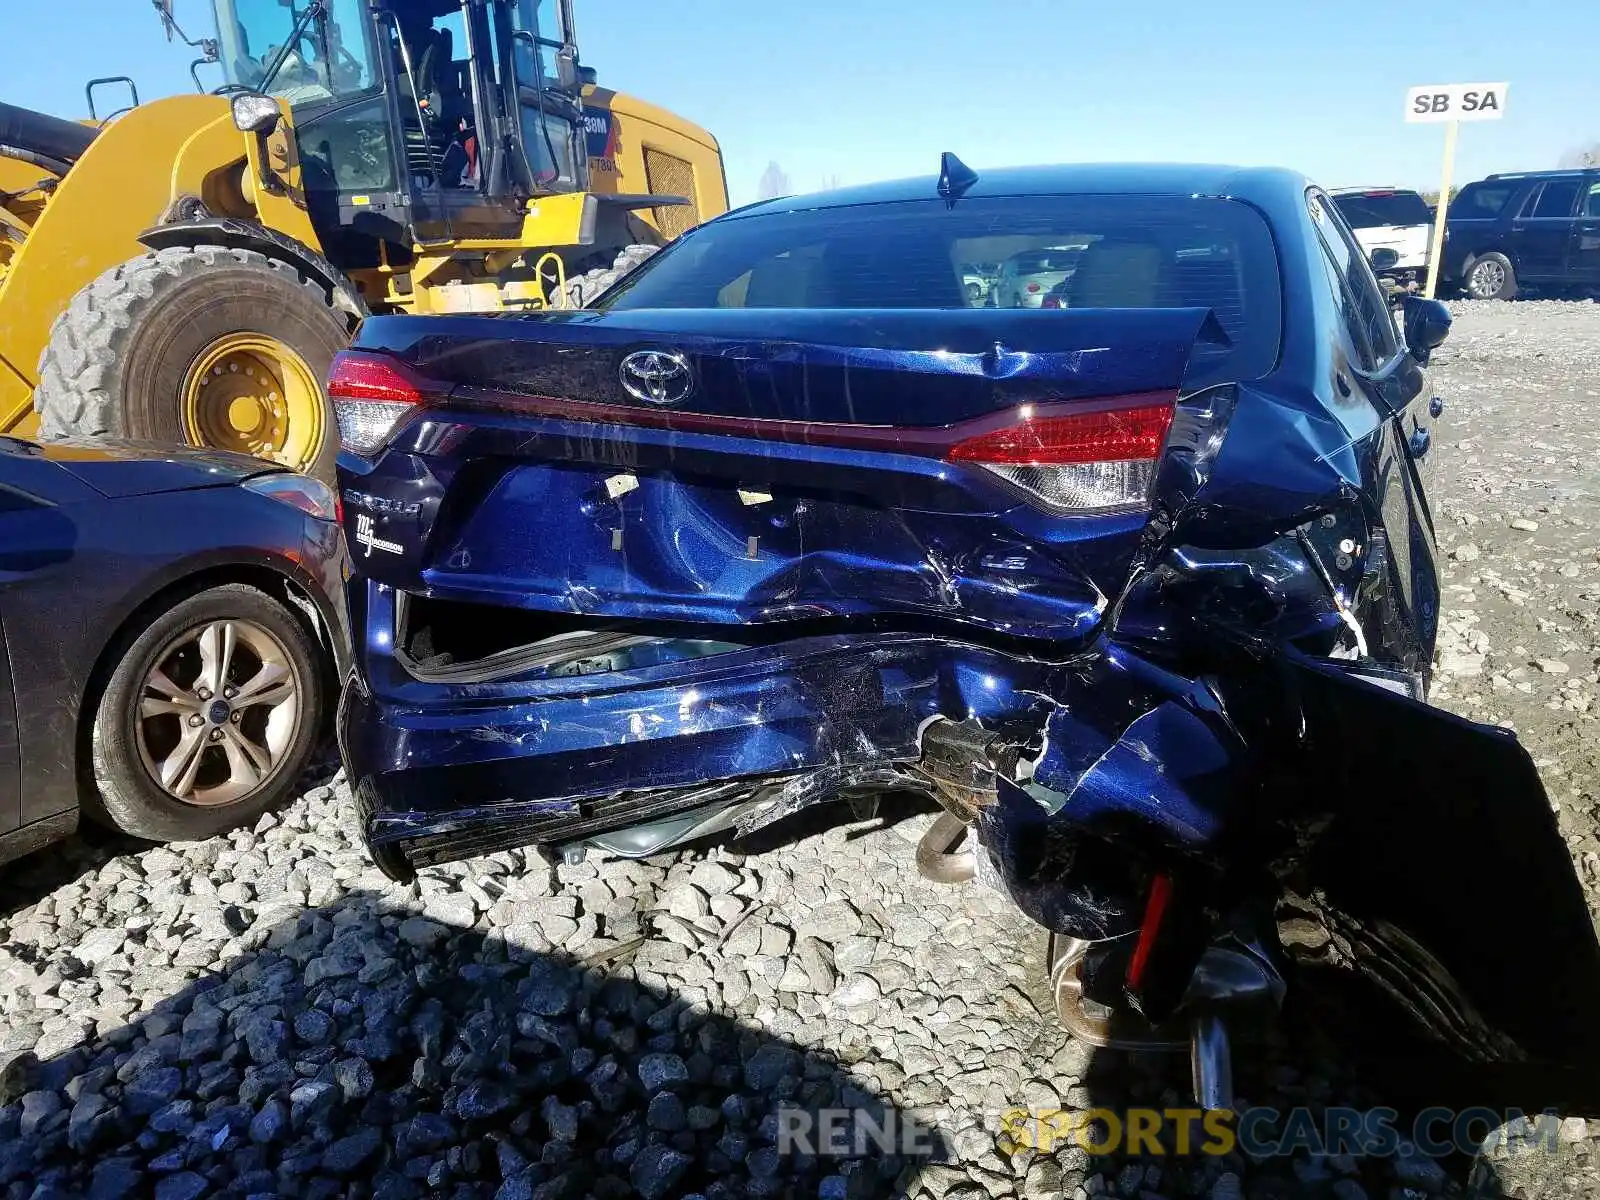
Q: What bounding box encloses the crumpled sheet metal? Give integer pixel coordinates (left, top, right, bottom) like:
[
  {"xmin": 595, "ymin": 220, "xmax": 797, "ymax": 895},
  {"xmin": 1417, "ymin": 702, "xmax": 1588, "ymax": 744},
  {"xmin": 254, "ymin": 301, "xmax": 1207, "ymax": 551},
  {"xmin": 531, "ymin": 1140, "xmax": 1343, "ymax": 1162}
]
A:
[
  {"xmin": 355, "ymin": 379, "xmax": 1385, "ymax": 874},
  {"xmin": 973, "ymin": 644, "xmax": 1249, "ymax": 941},
  {"xmin": 355, "ymin": 633, "xmax": 1063, "ymax": 843},
  {"xmin": 362, "ymin": 419, "xmax": 1137, "ymax": 640}
]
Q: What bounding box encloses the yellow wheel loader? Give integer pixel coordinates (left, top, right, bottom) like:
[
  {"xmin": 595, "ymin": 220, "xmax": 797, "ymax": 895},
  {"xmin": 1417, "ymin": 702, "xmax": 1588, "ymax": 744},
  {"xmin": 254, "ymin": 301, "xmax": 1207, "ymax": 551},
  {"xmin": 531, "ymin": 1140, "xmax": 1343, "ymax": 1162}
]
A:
[{"xmin": 0, "ymin": 0, "xmax": 727, "ymax": 479}]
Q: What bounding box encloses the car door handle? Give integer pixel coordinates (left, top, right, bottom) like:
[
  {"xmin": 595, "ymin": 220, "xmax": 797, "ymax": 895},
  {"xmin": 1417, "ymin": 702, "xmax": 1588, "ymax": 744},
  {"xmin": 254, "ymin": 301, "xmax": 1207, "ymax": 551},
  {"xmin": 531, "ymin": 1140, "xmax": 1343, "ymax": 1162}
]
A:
[
  {"xmin": 1409, "ymin": 428, "xmax": 1431, "ymax": 458},
  {"xmin": 1429, "ymin": 396, "xmax": 1445, "ymax": 417}
]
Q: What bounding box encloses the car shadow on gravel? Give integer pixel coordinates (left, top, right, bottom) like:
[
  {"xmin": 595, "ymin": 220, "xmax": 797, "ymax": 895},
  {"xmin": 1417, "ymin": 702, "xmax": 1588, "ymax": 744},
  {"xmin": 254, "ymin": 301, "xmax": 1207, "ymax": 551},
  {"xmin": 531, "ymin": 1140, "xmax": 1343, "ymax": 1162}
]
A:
[
  {"xmin": 1055, "ymin": 985, "xmax": 1600, "ymax": 1200},
  {"xmin": 0, "ymin": 887, "xmax": 948, "ymax": 1200},
  {"xmin": 0, "ymin": 825, "xmax": 152, "ymax": 922},
  {"xmin": 0, "ymin": 759, "xmax": 347, "ymax": 922}
]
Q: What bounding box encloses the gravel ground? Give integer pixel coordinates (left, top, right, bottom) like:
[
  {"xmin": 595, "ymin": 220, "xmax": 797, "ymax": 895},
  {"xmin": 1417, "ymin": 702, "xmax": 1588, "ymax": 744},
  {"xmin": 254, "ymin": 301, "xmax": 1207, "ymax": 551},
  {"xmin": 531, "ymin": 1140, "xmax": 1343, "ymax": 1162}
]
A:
[{"xmin": 2, "ymin": 299, "xmax": 1599, "ymax": 1200}]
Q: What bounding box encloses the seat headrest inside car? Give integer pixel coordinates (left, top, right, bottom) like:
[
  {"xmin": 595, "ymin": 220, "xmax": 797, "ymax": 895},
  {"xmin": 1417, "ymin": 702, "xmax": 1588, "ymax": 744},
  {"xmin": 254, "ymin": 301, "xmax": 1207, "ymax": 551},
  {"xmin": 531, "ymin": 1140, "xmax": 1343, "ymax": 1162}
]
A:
[{"xmin": 1068, "ymin": 240, "xmax": 1164, "ymax": 308}]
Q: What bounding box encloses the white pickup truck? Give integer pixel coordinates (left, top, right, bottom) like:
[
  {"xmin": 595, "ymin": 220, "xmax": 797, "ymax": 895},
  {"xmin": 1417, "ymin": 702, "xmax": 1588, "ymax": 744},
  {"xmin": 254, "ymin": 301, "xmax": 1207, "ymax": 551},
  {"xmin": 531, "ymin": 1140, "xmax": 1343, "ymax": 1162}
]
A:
[{"xmin": 1330, "ymin": 188, "xmax": 1434, "ymax": 290}]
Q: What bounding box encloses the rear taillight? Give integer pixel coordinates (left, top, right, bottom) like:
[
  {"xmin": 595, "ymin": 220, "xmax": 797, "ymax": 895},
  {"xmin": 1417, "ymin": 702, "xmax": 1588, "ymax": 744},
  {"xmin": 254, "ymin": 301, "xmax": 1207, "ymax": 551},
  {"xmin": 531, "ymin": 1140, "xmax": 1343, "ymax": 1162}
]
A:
[
  {"xmin": 326, "ymin": 350, "xmax": 435, "ymax": 456},
  {"xmin": 241, "ymin": 472, "xmax": 338, "ymax": 521},
  {"xmin": 947, "ymin": 398, "xmax": 1175, "ymax": 513},
  {"xmin": 1026, "ymin": 281, "xmax": 1041, "ymax": 293},
  {"xmin": 1041, "ymin": 294, "xmax": 1062, "ymax": 309}
]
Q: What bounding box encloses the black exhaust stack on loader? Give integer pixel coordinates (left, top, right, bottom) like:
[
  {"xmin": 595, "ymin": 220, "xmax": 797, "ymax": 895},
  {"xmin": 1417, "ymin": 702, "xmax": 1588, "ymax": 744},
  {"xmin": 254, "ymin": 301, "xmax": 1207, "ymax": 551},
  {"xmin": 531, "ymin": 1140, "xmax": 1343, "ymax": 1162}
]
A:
[{"xmin": 0, "ymin": 101, "xmax": 98, "ymax": 174}]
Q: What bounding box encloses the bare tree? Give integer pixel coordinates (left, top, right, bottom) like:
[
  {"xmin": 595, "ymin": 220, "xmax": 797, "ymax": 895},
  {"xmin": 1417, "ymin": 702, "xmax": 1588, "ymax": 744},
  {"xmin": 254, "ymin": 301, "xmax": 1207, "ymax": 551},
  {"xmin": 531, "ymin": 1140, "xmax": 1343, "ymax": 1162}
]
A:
[
  {"xmin": 820, "ymin": 173, "xmax": 843, "ymax": 191},
  {"xmin": 1558, "ymin": 142, "xmax": 1600, "ymax": 168},
  {"xmin": 757, "ymin": 161, "xmax": 792, "ymax": 200}
]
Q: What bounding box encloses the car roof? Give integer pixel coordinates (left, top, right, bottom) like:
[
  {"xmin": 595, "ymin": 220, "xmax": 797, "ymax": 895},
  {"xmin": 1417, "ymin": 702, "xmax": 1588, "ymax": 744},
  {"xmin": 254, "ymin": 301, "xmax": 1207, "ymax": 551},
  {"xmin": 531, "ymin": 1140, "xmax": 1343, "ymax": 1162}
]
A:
[
  {"xmin": 1484, "ymin": 169, "xmax": 1593, "ymax": 181},
  {"xmin": 723, "ymin": 163, "xmax": 1311, "ymax": 221}
]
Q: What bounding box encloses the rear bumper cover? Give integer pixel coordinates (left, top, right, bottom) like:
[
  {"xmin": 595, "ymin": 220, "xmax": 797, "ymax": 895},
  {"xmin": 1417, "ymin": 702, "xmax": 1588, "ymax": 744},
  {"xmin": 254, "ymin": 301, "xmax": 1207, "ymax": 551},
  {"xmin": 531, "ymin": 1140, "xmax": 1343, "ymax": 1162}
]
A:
[
  {"xmin": 341, "ymin": 606, "xmax": 1246, "ymax": 885},
  {"xmin": 345, "ymin": 632, "xmax": 1052, "ymax": 869}
]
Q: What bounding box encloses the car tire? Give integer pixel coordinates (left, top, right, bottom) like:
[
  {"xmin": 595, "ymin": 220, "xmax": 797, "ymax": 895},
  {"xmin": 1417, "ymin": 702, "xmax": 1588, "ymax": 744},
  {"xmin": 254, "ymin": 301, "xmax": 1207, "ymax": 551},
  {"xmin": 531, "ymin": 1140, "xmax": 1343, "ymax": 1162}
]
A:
[
  {"xmin": 1464, "ymin": 252, "xmax": 1517, "ymax": 301},
  {"xmin": 86, "ymin": 583, "xmax": 325, "ymax": 842}
]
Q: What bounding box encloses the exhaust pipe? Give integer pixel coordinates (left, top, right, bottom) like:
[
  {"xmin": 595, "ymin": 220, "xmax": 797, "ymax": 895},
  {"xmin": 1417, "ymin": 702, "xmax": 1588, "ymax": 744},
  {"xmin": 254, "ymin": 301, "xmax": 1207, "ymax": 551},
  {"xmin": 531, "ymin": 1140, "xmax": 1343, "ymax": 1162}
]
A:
[
  {"xmin": 1190, "ymin": 1013, "xmax": 1234, "ymax": 1111},
  {"xmin": 915, "ymin": 811, "xmax": 976, "ymax": 883},
  {"xmin": 0, "ymin": 101, "xmax": 97, "ymax": 168}
]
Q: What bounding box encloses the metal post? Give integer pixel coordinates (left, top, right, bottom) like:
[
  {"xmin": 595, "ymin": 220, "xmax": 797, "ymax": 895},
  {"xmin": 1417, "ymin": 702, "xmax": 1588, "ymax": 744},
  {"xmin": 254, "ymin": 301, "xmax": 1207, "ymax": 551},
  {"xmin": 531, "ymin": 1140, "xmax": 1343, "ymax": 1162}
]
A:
[{"xmin": 1424, "ymin": 120, "xmax": 1459, "ymax": 299}]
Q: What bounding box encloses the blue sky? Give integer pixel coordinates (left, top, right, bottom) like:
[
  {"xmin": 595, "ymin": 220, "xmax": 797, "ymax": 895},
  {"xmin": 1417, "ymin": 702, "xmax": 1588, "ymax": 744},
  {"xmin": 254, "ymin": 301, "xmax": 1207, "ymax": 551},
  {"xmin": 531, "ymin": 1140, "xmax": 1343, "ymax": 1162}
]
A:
[{"xmin": 4, "ymin": 0, "xmax": 1596, "ymax": 207}]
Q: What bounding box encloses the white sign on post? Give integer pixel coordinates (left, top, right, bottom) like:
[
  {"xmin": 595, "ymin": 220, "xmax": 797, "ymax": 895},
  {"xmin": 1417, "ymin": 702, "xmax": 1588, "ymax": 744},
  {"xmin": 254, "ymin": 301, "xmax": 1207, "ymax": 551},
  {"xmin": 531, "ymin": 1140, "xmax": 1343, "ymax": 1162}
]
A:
[
  {"xmin": 1406, "ymin": 81, "xmax": 1509, "ymax": 298},
  {"xmin": 1404, "ymin": 82, "xmax": 1509, "ymax": 123}
]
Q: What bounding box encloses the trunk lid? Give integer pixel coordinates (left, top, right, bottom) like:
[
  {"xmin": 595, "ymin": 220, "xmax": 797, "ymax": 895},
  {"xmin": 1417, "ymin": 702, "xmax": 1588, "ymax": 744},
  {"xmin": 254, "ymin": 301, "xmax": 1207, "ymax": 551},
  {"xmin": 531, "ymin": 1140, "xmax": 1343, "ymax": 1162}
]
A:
[
  {"xmin": 355, "ymin": 306, "xmax": 1222, "ymax": 424},
  {"xmin": 338, "ymin": 307, "xmax": 1228, "ymax": 645}
]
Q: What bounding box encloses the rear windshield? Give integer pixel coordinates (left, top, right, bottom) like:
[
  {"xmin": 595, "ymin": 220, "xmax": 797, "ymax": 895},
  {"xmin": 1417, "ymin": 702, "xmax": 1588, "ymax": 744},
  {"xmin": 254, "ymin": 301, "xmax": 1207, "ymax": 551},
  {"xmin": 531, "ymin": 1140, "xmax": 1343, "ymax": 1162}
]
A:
[
  {"xmin": 1449, "ymin": 182, "xmax": 1517, "ymax": 219},
  {"xmin": 1332, "ymin": 191, "xmax": 1432, "ymax": 228},
  {"xmin": 598, "ymin": 195, "xmax": 1283, "ymax": 388}
]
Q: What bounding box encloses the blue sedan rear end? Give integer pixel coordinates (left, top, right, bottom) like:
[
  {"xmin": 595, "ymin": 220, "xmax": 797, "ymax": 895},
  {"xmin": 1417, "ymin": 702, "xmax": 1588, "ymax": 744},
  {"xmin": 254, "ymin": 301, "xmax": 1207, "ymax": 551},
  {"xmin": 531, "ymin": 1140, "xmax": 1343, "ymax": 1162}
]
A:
[
  {"xmin": 334, "ymin": 161, "xmax": 1600, "ymax": 1102},
  {"xmin": 333, "ymin": 163, "xmax": 1443, "ymax": 875}
]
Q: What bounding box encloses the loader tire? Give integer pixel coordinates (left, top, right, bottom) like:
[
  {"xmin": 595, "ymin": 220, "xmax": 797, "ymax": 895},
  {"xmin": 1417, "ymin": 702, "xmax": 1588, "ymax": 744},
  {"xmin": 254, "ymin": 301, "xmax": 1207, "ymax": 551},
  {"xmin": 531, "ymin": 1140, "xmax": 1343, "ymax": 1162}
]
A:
[
  {"xmin": 564, "ymin": 242, "xmax": 661, "ymax": 308},
  {"xmin": 32, "ymin": 245, "xmax": 356, "ymax": 482}
]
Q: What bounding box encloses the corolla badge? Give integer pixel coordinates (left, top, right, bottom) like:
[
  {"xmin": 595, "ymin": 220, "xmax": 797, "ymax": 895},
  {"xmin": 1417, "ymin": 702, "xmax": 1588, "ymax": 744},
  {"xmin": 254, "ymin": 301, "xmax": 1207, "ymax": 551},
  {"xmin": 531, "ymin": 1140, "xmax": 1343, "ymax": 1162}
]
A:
[{"xmin": 619, "ymin": 349, "xmax": 694, "ymax": 405}]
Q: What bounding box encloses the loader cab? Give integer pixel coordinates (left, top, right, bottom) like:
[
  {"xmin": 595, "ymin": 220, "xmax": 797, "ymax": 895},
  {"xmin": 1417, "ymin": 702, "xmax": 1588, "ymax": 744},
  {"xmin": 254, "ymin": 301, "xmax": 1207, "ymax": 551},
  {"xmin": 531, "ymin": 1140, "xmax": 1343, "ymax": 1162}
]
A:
[{"xmin": 211, "ymin": 0, "xmax": 587, "ymax": 248}]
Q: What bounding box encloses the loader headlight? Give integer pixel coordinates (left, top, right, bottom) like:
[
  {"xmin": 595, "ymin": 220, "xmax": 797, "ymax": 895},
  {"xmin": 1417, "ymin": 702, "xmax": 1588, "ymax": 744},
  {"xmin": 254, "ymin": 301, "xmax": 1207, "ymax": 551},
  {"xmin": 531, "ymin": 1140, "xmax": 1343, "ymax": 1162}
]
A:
[{"xmin": 231, "ymin": 93, "xmax": 281, "ymax": 136}]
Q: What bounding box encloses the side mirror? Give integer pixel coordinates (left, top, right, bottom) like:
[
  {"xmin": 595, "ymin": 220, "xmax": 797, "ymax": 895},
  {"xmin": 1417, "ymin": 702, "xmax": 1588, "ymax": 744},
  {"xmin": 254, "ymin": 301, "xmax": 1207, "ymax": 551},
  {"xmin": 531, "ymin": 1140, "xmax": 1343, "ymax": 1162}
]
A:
[
  {"xmin": 231, "ymin": 91, "xmax": 281, "ymax": 136},
  {"xmin": 555, "ymin": 46, "xmax": 581, "ymax": 92},
  {"xmin": 1401, "ymin": 295, "xmax": 1451, "ymax": 364},
  {"xmin": 1369, "ymin": 247, "xmax": 1401, "ymax": 272}
]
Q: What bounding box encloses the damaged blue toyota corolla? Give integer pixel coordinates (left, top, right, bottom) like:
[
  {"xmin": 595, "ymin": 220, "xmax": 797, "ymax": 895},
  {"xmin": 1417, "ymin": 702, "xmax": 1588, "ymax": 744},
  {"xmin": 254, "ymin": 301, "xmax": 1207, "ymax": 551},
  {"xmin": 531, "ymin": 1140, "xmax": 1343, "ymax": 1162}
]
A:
[{"xmin": 333, "ymin": 160, "xmax": 1600, "ymax": 1109}]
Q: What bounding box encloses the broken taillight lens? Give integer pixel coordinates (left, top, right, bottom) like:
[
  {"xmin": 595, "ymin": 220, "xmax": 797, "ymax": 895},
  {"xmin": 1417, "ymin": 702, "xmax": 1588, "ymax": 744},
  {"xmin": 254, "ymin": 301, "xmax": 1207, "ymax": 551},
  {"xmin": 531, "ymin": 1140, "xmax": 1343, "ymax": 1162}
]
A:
[
  {"xmin": 946, "ymin": 398, "xmax": 1175, "ymax": 513},
  {"xmin": 326, "ymin": 350, "xmax": 436, "ymax": 456}
]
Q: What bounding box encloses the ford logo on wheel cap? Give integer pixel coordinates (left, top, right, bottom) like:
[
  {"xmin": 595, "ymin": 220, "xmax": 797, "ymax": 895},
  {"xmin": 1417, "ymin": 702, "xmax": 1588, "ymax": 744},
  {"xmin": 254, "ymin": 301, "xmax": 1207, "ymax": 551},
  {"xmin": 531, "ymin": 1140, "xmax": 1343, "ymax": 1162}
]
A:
[{"xmin": 619, "ymin": 349, "xmax": 694, "ymax": 405}]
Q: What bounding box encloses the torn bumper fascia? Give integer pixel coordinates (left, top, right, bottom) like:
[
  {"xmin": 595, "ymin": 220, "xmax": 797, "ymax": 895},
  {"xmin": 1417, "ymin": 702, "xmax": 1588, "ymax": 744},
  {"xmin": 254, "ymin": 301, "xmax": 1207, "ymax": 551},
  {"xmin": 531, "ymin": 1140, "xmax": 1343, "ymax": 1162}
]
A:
[{"xmin": 344, "ymin": 623, "xmax": 1229, "ymax": 873}]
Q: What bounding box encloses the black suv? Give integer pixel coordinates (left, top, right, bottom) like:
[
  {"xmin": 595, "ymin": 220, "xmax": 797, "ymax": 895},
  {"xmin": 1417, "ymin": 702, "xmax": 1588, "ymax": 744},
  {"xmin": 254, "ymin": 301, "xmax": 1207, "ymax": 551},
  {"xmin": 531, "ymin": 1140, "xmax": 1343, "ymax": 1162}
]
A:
[{"xmin": 1443, "ymin": 169, "xmax": 1600, "ymax": 299}]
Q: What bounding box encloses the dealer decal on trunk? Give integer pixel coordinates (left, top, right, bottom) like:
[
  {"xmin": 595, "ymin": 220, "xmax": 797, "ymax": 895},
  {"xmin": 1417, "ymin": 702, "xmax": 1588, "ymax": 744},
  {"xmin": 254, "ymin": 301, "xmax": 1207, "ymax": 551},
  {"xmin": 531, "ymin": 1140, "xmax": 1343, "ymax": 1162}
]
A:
[{"xmin": 354, "ymin": 514, "xmax": 403, "ymax": 558}]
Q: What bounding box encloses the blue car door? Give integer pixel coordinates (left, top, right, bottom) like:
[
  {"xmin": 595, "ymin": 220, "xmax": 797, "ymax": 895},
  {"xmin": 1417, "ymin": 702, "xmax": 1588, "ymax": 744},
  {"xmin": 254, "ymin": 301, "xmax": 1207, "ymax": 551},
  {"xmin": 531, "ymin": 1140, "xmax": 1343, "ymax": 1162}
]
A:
[
  {"xmin": 1308, "ymin": 190, "xmax": 1440, "ymax": 671},
  {"xmin": 0, "ymin": 610, "xmax": 15, "ymax": 842},
  {"xmin": 0, "ymin": 441, "xmax": 94, "ymax": 843},
  {"xmin": 0, "ymin": 459, "xmax": 37, "ymax": 843}
]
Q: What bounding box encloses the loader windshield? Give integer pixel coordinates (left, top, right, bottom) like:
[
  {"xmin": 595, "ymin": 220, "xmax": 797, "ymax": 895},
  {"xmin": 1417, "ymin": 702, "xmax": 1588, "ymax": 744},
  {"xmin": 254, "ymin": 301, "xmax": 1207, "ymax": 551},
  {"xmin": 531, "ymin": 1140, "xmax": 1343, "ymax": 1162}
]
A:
[{"xmin": 215, "ymin": 0, "xmax": 378, "ymax": 107}]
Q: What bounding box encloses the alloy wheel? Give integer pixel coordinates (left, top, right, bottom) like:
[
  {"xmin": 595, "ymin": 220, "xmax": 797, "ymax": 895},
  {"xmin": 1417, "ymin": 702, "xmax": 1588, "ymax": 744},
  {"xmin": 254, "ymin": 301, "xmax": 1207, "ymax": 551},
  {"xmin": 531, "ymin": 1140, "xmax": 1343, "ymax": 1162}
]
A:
[
  {"xmin": 1468, "ymin": 259, "xmax": 1506, "ymax": 299},
  {"xmin": 133, "ymin": 618, "xmax": 302, "ymax": 806}
]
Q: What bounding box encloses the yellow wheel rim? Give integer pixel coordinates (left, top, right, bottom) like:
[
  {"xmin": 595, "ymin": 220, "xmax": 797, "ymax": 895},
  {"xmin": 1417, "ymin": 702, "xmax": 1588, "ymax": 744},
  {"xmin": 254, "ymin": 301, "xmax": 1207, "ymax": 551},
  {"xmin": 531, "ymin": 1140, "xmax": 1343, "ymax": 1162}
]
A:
[{"xmin": 180, "ymin": 333, "xmax": 324, "ymax": 471}]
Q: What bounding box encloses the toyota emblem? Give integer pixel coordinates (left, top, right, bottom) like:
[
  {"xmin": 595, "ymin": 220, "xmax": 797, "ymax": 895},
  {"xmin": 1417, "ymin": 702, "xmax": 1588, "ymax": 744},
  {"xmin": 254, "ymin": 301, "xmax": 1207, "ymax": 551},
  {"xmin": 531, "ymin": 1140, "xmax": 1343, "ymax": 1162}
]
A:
[{"xmin": 619, "ymin": 349, "xmax": 694, "ymax": 405}]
